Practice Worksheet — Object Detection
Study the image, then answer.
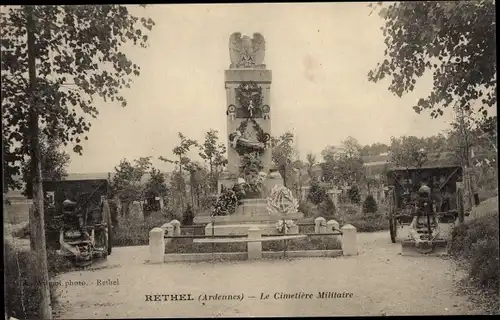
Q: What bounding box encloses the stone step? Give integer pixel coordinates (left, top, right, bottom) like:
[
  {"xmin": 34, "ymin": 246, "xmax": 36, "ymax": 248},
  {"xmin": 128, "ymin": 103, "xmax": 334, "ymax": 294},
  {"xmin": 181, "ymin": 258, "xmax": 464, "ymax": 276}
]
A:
[
  {"xmin": 240, "ymin": 198, "xmax": 267, "ymax": 205},
  {"xmin": 193, "ymin": 212, "xmax": 304, "ymax": 225}
]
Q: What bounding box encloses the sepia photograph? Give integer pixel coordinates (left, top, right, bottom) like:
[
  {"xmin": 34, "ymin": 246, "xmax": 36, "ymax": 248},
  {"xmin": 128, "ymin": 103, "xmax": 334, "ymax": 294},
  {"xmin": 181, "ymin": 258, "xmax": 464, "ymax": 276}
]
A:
[{"xmin": 2, "ymin": 2, "xmax": 498, "ymax": 318}]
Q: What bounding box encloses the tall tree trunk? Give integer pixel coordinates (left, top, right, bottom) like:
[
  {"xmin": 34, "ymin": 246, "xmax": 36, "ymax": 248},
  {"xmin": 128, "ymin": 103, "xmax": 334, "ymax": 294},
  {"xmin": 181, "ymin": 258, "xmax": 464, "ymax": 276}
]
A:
[{"xmin": 26, "ymin": 6, "xmax": 53, "ymax": 319}]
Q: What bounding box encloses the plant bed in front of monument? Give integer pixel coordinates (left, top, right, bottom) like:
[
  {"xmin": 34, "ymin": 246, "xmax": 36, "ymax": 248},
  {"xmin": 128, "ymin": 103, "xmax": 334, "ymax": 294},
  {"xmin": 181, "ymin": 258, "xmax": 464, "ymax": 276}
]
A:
[{"xmin": 164, "ymin": 236, "xmax": 341, "ymax": 254}]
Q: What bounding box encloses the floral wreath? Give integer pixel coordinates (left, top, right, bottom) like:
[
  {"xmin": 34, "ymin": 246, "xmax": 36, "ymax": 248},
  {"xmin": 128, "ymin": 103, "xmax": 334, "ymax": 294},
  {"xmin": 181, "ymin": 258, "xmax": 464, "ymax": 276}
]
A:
[
  {"xmin": 229, "ymin": 119, "xmax": 270, "ymax": 156},
  {"xmin": 236, "ymin": 81, "xmax": 263, "ymax": 117}
]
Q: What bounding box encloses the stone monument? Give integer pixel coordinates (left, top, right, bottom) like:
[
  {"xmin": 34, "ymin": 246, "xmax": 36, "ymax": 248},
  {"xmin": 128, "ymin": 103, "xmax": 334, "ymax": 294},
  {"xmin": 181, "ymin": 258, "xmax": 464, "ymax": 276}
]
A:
[{"xmin": 193, "ymin": 32, "xmax": 303, "ymax": 233}]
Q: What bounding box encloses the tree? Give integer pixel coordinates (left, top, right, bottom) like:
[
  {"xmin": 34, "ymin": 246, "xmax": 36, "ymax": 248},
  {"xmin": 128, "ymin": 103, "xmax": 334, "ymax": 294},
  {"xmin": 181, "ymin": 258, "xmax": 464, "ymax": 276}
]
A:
[
  {"xmin": 159, "ymin": 132, "xmax": 198, "ymax": 211},
  {"xmin": 361, "ymin": 143, "xmax": 390, "ymax": 156},
  {"xmin": 143, "ymin": 167, "xmax": 168, "ymax": 201},
  {"xmin": 185, "ymin": 161, "xmax": 210, "ymax": 209},
  {"xmin": 2, "ymin": 7, "xmax": 154, "ymax": 318},
  {"xmin": 109, "ymin": 157, "xmax": 152, "ymax": 215},
  {"xmin": 388, "ymin": 136, "xmax": 428, "ymax": 168},
  {"xmin": 306, "ymin": 152, "xmax": 317, "ymax": 179},
  {"xmin": 271, "ymin": 131, "xmax": 297, "ymax": 187},
  {"xmin": 2, "ymin": 5, "xmax": 155, "ymax": 191},
  {"xmin": 321, "ymin": 138, "xmax": 365, "ymax": 187},
  {"xmin": 368, "ymin": 1, "xmax": 496, "ymax": 121},
  {"xmin": 22, "ymin": 132, "xmax": 70, "ymax": 198},
  {"xmin": 198, "ymin": 129, "xmax": 227, "ymax": 192}
]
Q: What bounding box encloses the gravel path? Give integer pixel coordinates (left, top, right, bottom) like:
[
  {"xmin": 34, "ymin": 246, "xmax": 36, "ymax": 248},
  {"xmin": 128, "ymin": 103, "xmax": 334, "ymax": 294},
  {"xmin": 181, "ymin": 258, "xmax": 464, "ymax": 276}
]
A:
[{"xmin": 53, "ymin": 230, "xmax": 482, "ymax": 318}]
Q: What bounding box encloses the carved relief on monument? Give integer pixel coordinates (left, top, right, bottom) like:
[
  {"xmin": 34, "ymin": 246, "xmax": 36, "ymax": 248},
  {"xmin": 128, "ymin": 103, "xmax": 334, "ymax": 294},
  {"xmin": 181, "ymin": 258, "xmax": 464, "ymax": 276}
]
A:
[
  {"xmin": 229, "ymin": 32, "xmax": 266, "ymax": 69},
  {"xmin": 235, "ymin": 81, "xmax": 264, "ymax": 118}
]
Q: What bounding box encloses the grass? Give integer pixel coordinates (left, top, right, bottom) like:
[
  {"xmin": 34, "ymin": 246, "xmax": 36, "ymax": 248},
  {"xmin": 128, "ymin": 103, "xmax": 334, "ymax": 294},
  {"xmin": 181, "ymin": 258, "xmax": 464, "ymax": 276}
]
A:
[
  {"xmin": 165, "ymin": 236, "xmax": 342, "ymax": 254},
  {"xmin": 4, "ymin": 242, "xmax": 73, "ymax": 319},
  {"xmin": 449, "ymin": 197, "xmax": 499, "ymax": 314}
]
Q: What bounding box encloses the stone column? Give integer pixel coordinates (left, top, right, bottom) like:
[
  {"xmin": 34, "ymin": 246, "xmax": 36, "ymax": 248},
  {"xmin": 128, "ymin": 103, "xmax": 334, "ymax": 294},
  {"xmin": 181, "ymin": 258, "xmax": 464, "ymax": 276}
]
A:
[
  {"xmin": 149, "ymin": 228, "xmax": 165, "ymax": 263},
  {"xmin": 341, "ymin": 224, "xmax": 357, "ymax": 256},
  {"xmin": 314, "ymin": 217, "xmax": 327, "ymax": 234},
  {"xmin": 247, "ymin": 227, "xmax": 262, "ymax": 260},
  {"xmin": 170, "ymin": 219, "xmax": 181, "ymax": 236}
]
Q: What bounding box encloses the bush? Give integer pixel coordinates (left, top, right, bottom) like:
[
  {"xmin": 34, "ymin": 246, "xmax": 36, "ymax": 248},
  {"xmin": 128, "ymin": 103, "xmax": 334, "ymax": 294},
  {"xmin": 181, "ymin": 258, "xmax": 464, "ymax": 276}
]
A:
[
  {"xmin": 318, "ymin": 197, "xmax": 336, "ymax": 219},
  {"xmin": 113, "ymin": 212, "xmax": 169, "ymax": 246},
  {"xmin": 182, "ymin": 204, "xmax": 194, "ymax": 225},
  {"xmin": 298, "ymin": 201, "xmax": 319, "ymax": 218},
  {"xmin": 344, "ymin": 211, "xmax": 388, "ymax": 232},
  {"xmin": 4, "ymin": 242, "xmax": 72, "ymax": 319},
  {"xmin": 347, "ymin": 185, "xmax": 361, "ymax": 204},
  {"xmin": 164, "ymin": 236, "xmax": 341, "ymax": 254},
  {"xmin": 307, "ymin": 179, "xmax": 328, "ymax": 205},
  {"xmin": 362, "ymin": 195, "xmax": 378, "ymax": 213},
  {"xmin": 449, "ymin": 211, "xmax": 499, "ymax": 294}
]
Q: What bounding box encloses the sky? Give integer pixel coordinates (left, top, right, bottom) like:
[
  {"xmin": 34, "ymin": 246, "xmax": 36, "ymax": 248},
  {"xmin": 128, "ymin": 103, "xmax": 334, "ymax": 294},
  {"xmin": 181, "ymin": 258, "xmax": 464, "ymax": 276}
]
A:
[{"xmin": 65, "ymin": 3, "xmax": 458, "ymax": 174}]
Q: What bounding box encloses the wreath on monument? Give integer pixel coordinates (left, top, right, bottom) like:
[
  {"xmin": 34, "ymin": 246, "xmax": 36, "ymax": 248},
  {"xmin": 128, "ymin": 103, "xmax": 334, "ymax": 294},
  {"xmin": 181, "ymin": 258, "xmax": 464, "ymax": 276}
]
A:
[
  {"xmin": 236, "ymin": 81, "xmax": 263, "ymax": 117},
  {"xmin": 212, "ymin": 184, "xmax": 245, "ymax": 216},
  {"xmin": 228, "ymin": 119, "xmax": 270, "ymax": 156}
]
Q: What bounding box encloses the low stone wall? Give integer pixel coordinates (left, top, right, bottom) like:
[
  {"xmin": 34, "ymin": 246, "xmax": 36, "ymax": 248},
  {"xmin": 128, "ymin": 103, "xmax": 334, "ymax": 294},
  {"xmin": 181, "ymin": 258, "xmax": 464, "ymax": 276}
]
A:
[{"xmin": 147, "ymin": 217, "xmax": 357, "ymax": 263}]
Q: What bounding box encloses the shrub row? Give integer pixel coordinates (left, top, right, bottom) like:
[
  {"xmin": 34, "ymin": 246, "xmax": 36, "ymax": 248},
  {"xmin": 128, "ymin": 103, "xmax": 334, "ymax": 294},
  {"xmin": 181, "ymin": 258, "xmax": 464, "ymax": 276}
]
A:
[{"xmin": 165, "ymin": 236, "xmax": 341, "ymax": 254}]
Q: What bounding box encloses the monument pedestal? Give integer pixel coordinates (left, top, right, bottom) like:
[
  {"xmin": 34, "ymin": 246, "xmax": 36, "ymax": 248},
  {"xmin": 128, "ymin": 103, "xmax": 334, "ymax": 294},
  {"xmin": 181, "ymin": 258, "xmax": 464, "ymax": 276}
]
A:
[{"xmin": 196, "ymin": 198, "xmax": 303, "ymax": 236}]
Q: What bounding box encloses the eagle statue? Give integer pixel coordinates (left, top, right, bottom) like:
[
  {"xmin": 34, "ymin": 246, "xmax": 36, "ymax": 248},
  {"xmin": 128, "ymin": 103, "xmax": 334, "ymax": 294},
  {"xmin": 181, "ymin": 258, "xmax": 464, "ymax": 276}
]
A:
[{"xmin": 229, "ymin": 32, "xmax": 266, "ymax": 69}]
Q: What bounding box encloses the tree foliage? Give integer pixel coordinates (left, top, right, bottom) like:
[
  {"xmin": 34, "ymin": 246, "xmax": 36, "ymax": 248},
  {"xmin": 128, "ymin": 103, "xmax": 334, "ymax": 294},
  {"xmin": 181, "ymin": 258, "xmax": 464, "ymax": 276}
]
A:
[
  {"xmin": 109, "ymin": 156, "xmax": 152, "ymax": 203},
  {"xmin": 368, "ymin": 1, "xmax": 496, "ymax": 120},
  {"xmin": 1, "ymin": 5, "xmax": 155, "ymax": 191},
  {"xmin": 198, "ymin": 129, "xmax": 227, "ymax": 192},
  {"xmin": 361, "ymin": 142, "xmax": 390, "ymax": 156},
  {"xmin": 22, "ymin": 132, "xmax": 70, "ymax": 198},
  {"xmin": 143, "ymin": 167, "xmax": 168, "ymax": 200},
  {"xmin": 320, "ymin": 137, "xmax": 365, "ymax": 186},
  {"xmin": 271, "ymin": 131, "xmax": 298, "ymax": 187},
  {"xmin": 388, "ymin": 136, "xmax": 429, "ymax": 168},
  {"xmin": 307, "ymin": 178, "xmax": 328, "ymax": 205}
]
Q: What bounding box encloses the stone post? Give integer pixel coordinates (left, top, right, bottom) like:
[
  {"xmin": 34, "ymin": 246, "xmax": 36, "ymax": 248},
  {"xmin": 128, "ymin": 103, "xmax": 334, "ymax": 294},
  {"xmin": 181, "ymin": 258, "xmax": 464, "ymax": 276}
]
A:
[
  {"xmin": 161, "ymin": 222, "xmax": 174, "ymax": 245},
  {"xmin": 170, "ymin": 219, "xmax": 181, "ymax": 236},
  {"xmin": 327, "ymin": 219, "xmax": 341, "ymax": 242},
  {"xmin": 247, "ymin": 227, "xmax": 262, "ymax": 260},
  {"xmin": 314, "ymin": 217, "xmax": 327, "ymax": 234},
  {"xmin": 149, "ymin": 228, "xmax": 165, "ymax": 263},
  {"xmin": 327, "ymin": 219, "xmax": 340, "ymax": 233},
  {"xmin": 341, "ymin": 224, "xmax": 357, "ymax": 256},
  {"xmin": 288, "ymin": 222, "xmax": 299, "ymax": 235}
]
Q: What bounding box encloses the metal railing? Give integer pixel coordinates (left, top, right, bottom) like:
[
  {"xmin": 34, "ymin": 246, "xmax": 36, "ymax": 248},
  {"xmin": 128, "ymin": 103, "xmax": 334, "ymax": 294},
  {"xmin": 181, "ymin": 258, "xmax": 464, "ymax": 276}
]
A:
[{"xmin": 163, "ymin": 222, "xmax": 343, "ymax": 260}]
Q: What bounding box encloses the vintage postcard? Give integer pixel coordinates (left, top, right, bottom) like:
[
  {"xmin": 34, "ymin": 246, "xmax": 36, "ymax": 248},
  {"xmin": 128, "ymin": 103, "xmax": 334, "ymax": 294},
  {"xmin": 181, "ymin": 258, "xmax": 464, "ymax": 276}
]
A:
[{"xmin": 2, "ymin": 2, "xmax": 498, "ymax": 319}]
